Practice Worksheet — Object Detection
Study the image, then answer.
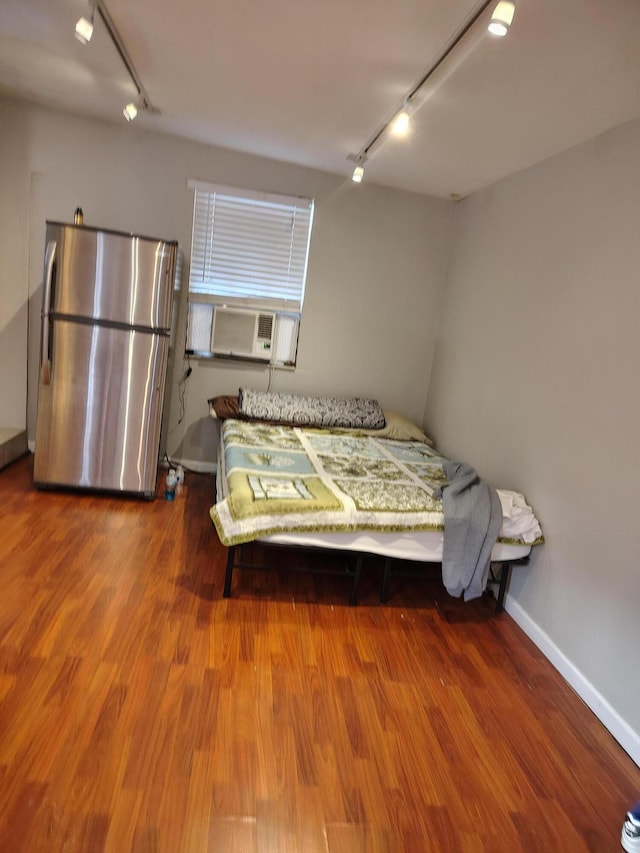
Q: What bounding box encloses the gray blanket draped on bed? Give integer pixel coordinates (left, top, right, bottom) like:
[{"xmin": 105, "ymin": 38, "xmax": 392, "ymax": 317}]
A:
[{"xmin": 439, "ymin": 461, "xmax": 503, "ymax": 602}]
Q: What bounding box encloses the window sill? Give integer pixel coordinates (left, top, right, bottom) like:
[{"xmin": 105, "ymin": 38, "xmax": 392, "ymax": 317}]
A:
[{"xmin": 184, "ymin": 350, "xmax": 296, "ymax": 370}]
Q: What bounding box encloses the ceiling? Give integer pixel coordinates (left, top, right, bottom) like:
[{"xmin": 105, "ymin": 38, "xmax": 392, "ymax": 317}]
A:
[{"xmin": 1, "ymin": 0, "xmax": 640, "ymax": 199}]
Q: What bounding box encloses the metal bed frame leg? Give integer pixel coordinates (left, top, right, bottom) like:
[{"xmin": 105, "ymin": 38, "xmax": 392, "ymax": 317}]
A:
[
  {"xmin": 224, "ymin": 544, "xmax": 364, "ymax": 605},
  {"xmin": 495, "ymin": 562, "xmax": 510, "ymax": 614},
  {"xmin": 349, "ymin": 554, "xmax": 364, "ymax": 607},
  {"xmin": 223, "ymin": 546, "xmax": 236, "ymax": 598},
  {"xmin": 380, "ymin": 557, "xmax": 392, "ymax": 603},
  {"xmin": 380, "ymin": 557, "xmax": 514, "ymax": 613}
]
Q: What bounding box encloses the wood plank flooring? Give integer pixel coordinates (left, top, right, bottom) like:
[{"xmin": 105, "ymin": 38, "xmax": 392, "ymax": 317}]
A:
[{"xmin": 0, "ymin": 454, "xmax": 638, "ymax": 852}]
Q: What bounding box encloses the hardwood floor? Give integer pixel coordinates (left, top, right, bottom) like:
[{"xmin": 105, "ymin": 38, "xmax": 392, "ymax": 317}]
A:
[{"xmin": 0, "ymin": 455, "xmax": 638, "ymax": 852}]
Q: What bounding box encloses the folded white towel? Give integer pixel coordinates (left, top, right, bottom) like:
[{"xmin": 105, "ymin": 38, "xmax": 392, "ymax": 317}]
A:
[
  {"xmin": 497, "ymin": 490, "xmax": 543, "ymax": 544},
  {"xmin": 497, "ymin": 489, "xmax": 528, "ymax": 516}
]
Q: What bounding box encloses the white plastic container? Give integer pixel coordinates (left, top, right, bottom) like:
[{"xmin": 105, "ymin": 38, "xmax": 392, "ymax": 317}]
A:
[{"xmin": 164, "ymin": 468, "xmax": 177, "ymax": 501}]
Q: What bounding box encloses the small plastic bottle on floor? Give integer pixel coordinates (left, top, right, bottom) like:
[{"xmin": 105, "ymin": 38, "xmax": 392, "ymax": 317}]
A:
[
  {"xmin": 164, "ymin": 469, "xmax": 177, "ymax": 501},
  {"xmin": 175, "ymin": 465, "xmax": 185, "ymax": 495},
  {"xmin": 621, "ymin": 802, "xmax": 640, "ymax": 852}
]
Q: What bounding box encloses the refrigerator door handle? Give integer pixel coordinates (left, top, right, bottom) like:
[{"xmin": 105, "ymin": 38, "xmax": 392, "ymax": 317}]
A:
[{"xmin": 41, "ymin": 240, "xmax": 57, "ymax": 385}]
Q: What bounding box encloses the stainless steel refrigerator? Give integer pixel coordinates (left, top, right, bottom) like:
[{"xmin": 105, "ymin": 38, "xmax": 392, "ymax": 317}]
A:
[{"xmin": 33, "ymin": 221, "xmax": 180, "ymax": 498}]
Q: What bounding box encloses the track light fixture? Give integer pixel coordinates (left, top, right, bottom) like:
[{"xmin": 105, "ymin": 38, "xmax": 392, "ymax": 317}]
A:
[
  {"xmin": 123, "ymin": 102, "xmax": 138, "ymax": 121},
  {"xmin": 74, "ymin": 3, "xmax": 95, "ymax": 44},
  {"xmin": 390, "ymin": 102, "xmax": 411, "ymax": 137},
  {"xmin": 348, "ymin": 0, "xmax": 516, "ymax": 184},
  {"xmin": 74, "ymin": 1, "xmax": 159, "ymax": 122},
  {"xmin": 488, "ymin": 1, "xmax": 515, "ymax": 37},
  {"xmin": 351, "ymin": 155, "xmax": 366, "ymax": 183}
]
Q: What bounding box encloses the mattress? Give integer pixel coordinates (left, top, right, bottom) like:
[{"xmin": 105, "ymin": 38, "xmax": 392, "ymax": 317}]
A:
[
  {"xmin": 255, "ymin": 530, "xmax": 532, "ymax": 563},
  {"xmin": 214, "ymin": 436, "xmax": 537, "ymax": 564}
]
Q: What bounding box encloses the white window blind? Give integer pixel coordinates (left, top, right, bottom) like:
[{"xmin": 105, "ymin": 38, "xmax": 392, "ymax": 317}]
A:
[{"xmin": 187, "ymin": 180, "xmax": 314, "ymax": 311}]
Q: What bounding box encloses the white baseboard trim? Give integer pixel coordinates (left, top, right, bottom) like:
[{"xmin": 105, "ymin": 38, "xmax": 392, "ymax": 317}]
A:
[{"xmin": 506, "ymin": 596, "xmax": 640, "ymax": 768}]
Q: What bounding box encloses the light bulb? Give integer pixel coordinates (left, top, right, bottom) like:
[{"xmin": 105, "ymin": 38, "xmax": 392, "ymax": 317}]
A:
[
  {"xmin": 488, "ymin": 1, "xmax": 515, "ymax": 36},
  {"xmin": 123, "ymin": 102, "xmax": 138, "ymax": 121},
  {"xmin": 391, "ymin": 106, "xmax": 411, "ymax": 137},
  {"xmin": 75, "ymin": 15, "xmax": 94, "ymax": 44},
  {"xmin": 352, "ymin": 164, "xmax": 365, "ymax": 183}
]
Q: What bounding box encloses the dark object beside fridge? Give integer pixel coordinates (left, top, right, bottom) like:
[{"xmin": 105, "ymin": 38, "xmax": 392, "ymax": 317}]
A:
[{"xmin": 33, "ymin": 221, "xmax": 180, "ymax": 498}]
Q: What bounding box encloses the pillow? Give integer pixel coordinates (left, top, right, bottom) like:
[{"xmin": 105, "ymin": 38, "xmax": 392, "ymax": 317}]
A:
[
  {"xmin": 238, "ymin": 388, "xmax": 386, "ymax": 430},
  {"xmin": 342, "ymin": 410, "xmax": 433, "ymax": 445},
  {"xmin": 208, "ymin": 395, "xmax": 241, "ymax": 420},
  {"xmin": 208, "ymin": 396, "xmax": 433, "ymax": 445},
  {"xmin": 375, "ymin": 411, "xmax": 433, "ymax": 444}
]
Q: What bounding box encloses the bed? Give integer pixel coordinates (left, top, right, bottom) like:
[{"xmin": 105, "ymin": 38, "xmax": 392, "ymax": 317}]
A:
[{"xmin": 209, "ymin": 390, "xmax": 543, "ymax": 609}]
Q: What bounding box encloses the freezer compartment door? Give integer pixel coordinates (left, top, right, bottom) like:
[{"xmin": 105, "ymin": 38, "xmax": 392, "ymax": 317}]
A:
[
  {"xmin": 47, "ymin": 223, "xmax": 177, "ymax": 330},
  {"xmin": 34, "ymin": 319, "xmax": 169, "ymax": 495}
]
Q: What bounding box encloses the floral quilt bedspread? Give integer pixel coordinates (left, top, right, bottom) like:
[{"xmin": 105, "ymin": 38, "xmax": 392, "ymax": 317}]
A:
[{"xmin": 210, "ymin": 420, "xmax": 536, "ymax": 548}]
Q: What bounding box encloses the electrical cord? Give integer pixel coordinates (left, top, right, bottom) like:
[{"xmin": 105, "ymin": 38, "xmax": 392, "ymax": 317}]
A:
[{"xmin": 177, "ymin": 360, "xmax": 192, "ymax": 424}]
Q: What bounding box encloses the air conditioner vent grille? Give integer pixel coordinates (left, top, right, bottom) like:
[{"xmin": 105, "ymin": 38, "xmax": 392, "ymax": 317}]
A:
[{"xmin": 257, "ymin": 313, "xmax": 274, "ymax": 341}]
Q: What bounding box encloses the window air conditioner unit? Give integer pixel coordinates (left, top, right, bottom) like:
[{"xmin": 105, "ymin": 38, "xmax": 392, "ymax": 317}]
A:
[{"xmin": 211, "ymin": 306, "xmax": 275, "ymax": 361}]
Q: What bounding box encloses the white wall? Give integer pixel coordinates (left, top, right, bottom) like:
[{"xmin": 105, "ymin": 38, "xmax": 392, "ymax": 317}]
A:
[
  {"xmin": 3, "ymin": 97, "xmax": 454, "ymax": 469},
  {"xmin": 425, "ymin": 117, "xmax": 640, "ymax": 756},
  {"xmin": 0, "ymin": 99, "xmax": 30, "ymax": 431}
]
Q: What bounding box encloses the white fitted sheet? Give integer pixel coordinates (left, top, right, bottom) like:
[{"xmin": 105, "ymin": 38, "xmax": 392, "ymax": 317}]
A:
[{"xmin": 257, "ymin": 530, "xmax": 531, "ymax": 563}]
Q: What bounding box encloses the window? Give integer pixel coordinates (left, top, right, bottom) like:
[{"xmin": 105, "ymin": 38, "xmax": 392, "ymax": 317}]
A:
[{"xmin": 186, "ymin": 180, "xmax": 314, "ymax": 366}]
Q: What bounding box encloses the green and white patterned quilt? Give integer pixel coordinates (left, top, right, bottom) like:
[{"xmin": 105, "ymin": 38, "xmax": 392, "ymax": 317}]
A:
[{"xmin": 211, "ymin": 419, "xmax": 463, "ymax": 547}]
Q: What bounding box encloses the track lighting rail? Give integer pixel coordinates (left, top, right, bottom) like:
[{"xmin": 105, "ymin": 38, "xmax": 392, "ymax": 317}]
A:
[
  {"xmin": 75, "ymin": 0, "xmax": 158, "ymax": 120},
  {"xmin": 350, "ymin": 0, "xmax": 515, "ymax": 183}
]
